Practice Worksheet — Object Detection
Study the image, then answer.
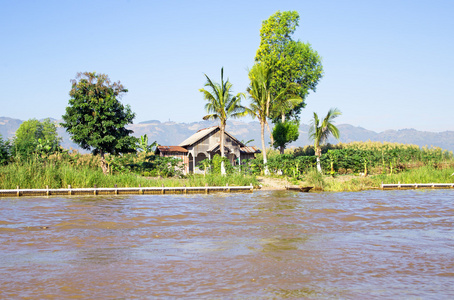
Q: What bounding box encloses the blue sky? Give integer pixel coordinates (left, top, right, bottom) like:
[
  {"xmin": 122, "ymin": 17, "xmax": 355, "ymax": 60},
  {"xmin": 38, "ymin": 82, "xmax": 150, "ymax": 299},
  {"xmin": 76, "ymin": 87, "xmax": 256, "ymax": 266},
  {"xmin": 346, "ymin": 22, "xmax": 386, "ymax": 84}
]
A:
[{"xmin": 1, "ymin": 0, "xmax": 453, "ymax": 132}]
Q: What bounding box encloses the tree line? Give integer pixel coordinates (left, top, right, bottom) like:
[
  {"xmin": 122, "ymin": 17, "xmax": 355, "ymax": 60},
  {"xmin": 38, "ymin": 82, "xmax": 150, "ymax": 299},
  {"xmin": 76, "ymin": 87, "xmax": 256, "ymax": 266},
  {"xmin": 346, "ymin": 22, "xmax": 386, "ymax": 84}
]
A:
[{"xmin": 0, "ymin": 11, "xmax": 344, "ymax": 177}]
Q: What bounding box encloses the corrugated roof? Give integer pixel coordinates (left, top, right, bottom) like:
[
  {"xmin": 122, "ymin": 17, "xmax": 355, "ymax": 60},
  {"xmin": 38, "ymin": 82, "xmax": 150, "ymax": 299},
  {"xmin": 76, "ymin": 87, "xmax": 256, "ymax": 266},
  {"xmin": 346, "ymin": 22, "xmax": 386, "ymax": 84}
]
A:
[
  {"xmin": 240, "ymin": 146, "xmax": 261, "ymax": 154},
  {"xmin": 156, "ymin": 146, "xmax": 188, "ymax": 153}
]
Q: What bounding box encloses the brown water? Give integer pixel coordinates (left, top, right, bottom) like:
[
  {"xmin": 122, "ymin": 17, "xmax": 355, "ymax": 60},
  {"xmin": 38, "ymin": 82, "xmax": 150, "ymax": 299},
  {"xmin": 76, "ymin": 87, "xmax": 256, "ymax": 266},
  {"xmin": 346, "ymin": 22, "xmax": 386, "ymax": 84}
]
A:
[{"xmin": 0, "ymin": 190, "xmax": 453, "ymax": 299}]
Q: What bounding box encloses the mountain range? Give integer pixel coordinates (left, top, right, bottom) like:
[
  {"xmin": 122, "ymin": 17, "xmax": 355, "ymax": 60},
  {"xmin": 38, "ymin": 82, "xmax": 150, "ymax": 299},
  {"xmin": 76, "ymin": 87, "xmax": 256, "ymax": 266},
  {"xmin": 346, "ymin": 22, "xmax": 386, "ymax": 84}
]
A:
[{"xmin": 1, "ymin": 117, "xmax": 453, "ymax": 153}]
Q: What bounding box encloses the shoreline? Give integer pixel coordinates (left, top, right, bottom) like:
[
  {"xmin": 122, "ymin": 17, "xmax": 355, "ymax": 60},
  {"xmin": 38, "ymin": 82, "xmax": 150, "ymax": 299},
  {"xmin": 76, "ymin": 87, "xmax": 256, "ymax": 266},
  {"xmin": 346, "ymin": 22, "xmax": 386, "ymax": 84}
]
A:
[{"xmin": 257, "ymin": 175, "xmax": 454, "ymax": 192}]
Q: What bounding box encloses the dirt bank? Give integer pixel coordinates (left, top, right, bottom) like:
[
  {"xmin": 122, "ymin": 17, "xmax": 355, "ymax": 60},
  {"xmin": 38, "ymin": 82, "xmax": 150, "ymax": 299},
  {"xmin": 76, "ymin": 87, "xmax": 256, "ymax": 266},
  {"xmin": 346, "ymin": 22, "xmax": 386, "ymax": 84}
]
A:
[{"xmin": 256, "ymin": 176, "xmax": 290, "ymax": 190}]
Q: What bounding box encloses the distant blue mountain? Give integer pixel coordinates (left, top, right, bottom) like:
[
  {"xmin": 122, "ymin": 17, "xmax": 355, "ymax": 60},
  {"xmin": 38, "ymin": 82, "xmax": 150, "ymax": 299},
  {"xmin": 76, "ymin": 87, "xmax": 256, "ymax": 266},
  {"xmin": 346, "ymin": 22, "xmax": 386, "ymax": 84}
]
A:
[{"xmin": 1, "ymin": 117, "xmax": 453, "ymax": 153}]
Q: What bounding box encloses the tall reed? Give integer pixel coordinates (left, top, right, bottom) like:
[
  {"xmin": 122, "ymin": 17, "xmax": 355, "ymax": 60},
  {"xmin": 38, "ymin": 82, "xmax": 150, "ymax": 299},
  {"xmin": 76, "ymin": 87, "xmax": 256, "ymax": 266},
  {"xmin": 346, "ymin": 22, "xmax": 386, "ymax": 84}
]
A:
[{"xmin": 0, "ymin": 157, "xmax": 258, "ymax": 189}]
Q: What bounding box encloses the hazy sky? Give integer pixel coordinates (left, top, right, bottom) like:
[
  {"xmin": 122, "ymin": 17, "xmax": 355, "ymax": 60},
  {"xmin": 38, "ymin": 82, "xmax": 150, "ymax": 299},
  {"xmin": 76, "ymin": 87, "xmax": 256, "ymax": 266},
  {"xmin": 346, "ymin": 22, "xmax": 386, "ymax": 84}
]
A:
[{"xmin": 1, "ymin": 0, "xmax": 453, "ymax": 132}]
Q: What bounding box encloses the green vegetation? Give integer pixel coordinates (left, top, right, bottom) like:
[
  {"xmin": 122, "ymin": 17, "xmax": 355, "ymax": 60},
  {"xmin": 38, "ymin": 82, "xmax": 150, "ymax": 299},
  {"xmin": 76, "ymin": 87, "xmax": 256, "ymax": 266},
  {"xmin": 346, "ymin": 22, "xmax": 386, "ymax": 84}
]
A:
[
  {"xmin": 255, "ymin": 10, "xmax": 323, "ymax": 121},
  {"xmin": 245, "ymin": 63, "xmax": 302, "ymax": 174},
  {"xmin": 136, "ymin": 134, "xmax": 158, "ymax": 154},
  {"xmin": 272, "ymin": 120, "xmax": 300, "ymax": 154},
  {"xmin": 61, "ymin": 72, "xmax": 138, "ymax": 174},
  {"xmin": 2, "ymin": 11, "xmax": 451, "ymax": 193},
  {"xmin": 12, "ymin": 118, "xmax": 61, "ymax": 158},
  {"xmin": 246, "ymin": 141, "xmax": 454, "ymax": 191},
  {"xmin": 0, "ymin": 153, "xmax": 258, "ymax": 189},
  {"xmin": 252, "ymin": 142, "xmax": 453, "ymax": 176},
  {"xmin": 323, "ymin": 166, "xmax": 454, "ymax": 192},
  {"xmin": 308, "ymin": 108, "xmax": 342, "ymax": 173},
  {"xmin": 0, "ymin": 135, "xmax": 11, "ymax": 165},
  {"xmin": 245, "ymin": 63, "xmax": 273, "ymax": 175},
  {"xmin": 199, "ymin": 67, "xmax": 246, "ymax": 175}
]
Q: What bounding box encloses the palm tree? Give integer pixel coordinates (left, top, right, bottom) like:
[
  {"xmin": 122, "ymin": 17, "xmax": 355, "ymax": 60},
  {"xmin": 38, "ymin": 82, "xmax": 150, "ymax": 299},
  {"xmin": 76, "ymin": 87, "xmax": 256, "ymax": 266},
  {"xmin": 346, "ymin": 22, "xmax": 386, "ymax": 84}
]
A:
[
  {"xmin": 199, "ymin": 67, "xmax": 245, "ymax": 175},
  {"xmin": 308, "ymin": 108, "xmax": 342, "ymax": 173},
  {"xmin": 245, "ymin": 64, "xmax": 272, "ymax": 175},
  {"xmin": 270, "ymin": 84, "xmax": 302, "ymax": 124},
  {"xmin": 246, "ymin": 63, "xmax": 303, "ymax": 175}
]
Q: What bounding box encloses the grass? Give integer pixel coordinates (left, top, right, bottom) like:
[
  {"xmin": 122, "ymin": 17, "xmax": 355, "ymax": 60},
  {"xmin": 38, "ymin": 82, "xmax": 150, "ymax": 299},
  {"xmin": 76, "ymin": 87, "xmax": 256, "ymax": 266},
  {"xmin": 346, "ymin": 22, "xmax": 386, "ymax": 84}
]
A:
[
  {"xmin": 304, "ymin": 169, "xmax": 325, "ymax": 190},
  {"xmin": 0, "ymin": 158, "xmax": 258, "ymax": 189},
  {"xmin": 1, "ymin": 153, "xmax": 451, "ymax": 192},
  {"xmin": 321, "ymin": 166, "xmax": 454, "ymax": 192}
]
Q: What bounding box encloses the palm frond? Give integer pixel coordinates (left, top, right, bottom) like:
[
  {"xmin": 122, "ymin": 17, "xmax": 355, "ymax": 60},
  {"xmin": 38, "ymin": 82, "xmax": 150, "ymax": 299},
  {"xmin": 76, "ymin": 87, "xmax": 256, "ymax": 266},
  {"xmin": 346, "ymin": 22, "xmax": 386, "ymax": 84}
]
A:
[
  {"xmin": 309, "ymin": 108, "xmax": 342, "ymax": 148},
  {"xmin": 199, "ymin": 67, "xmax": 245, "ymax": 127},
  {"xmin": 203, "ymin": 114, "xmax": 219, "ymax": 121}
]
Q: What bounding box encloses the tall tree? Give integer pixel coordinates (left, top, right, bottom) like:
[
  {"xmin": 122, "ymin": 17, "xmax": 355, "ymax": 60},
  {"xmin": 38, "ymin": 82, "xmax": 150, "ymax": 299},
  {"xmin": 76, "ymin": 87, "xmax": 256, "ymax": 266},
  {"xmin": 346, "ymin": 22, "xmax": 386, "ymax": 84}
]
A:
[
  {"xmin": 255, "ymin": 10, "xmax": 323, "ymax": 121},
  {"xmin": 61, "ymin": 72, "xmax": 138, "ymax": 174},
  {"xmin": 245, "ymin": 63, "xmax": 273, "ymax": 175},
  {"xmin": 246, "ymin": 63, "xmax": 302, "ymax": 174},
  {"xmin": 308, "ymin": 108, "xmax": 342, "ymax": 173},
  {"xmin": 199, "ymin": 67, "xmax": 245, "ymax": 175},
  {"xmin": 13, "ymin": 118, "xmax": 61, "ymax": 158}
]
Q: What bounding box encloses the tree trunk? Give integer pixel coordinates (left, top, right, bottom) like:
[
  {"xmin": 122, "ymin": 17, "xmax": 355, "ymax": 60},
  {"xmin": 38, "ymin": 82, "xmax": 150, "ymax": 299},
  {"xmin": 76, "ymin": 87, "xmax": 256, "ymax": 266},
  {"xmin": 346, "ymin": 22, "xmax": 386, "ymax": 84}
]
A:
[
  {"xmin": 316, "ymin": 156, "xmax": 322, "ymax": 173},
  {"xmin": 279, "ymin": 145, "xmax": 284, "ymax": 155},
  {"xmin": 220, "ymin": 123, "xmax": 226, "ymax": 175},
  {"xmin": 100, "ymin": 152, "xmax": 109, "ymax": 175},
  {"xmin": 266, "ymin": 121, "xmax": 274, "ymax": 146},
  {"xmin": 261, "ymin": 121, "xmax": 269, "ymax": 175},
  {"xmin": 315, "ymin": 146, "xmax": 322, "ymax": 173}
]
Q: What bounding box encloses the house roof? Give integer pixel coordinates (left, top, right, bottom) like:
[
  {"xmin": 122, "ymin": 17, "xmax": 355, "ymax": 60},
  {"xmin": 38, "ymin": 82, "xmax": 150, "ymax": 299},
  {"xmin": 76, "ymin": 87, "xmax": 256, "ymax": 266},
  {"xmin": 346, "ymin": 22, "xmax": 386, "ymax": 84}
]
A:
[
  {"xmin": 240, "ymin": 146, "xmax": 261, "ymax": 154},
  {"xmin": 178, "ymin": 126, "xmax": 245, "ymax": 147},
  {"xmin": 178, "ymin": 126, "xmax": 218, "ymax": 147},
  {"xmin": 156, "ymin": 146, "xmax": 188, "ymax": 153}
]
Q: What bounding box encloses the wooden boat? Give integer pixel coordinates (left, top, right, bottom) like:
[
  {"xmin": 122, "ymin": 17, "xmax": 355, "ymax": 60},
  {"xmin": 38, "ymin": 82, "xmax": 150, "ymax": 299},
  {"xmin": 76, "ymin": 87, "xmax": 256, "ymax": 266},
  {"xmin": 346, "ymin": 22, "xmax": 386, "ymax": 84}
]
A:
[{"xmin": 285, "ymin": 186, "xmax": 313, "ymax": 192}]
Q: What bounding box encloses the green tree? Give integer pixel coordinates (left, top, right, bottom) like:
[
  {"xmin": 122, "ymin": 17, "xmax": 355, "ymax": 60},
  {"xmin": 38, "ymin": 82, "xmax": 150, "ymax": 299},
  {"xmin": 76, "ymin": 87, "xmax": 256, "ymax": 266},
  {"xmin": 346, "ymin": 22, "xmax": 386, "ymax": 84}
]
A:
[
  {"xmin": 245, "ymin": 64, "xmax": 273, "ymax": 175},
  {"xmin": 246, "ymin": 64, "xmax": 301, "ymax": 174},
  {"xmin": 0, "ymin": 135, "xmax": 11, "ymax": 165},
  {"xmin": 61, "ymin": 72, "xmax": 138, "ymax": 174},
  {"xmin": 272, "ymin": 120, "xmax": 300, "ymax": 154},
  {"xmin": 255, "ymin": 10, "xmax": 323, "ymax": 121},
  {"xmin": 13, "ymin": 118, "xmax": 61, "ymax": 158},
  {"xmin": 199, "ymin": 67, "xmax": 246, "ymax": 175},
  {"xmin": 308, "ymin": 108, "xmax": 342, "ymax": 173}
]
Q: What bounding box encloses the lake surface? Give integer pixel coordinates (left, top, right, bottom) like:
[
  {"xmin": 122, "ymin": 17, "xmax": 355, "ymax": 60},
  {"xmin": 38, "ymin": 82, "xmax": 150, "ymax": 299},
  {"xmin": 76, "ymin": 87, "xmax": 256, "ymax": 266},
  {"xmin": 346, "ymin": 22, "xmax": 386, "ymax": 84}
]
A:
[{"xmin": 0, "ymin": 190, "xmax": 453, "ymax": 299}]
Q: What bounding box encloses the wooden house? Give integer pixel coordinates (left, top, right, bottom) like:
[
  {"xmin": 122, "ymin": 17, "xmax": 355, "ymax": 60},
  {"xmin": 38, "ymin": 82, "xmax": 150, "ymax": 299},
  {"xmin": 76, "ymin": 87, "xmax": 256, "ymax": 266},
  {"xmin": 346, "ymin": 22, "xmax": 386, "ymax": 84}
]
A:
[{"xmin": 155, "ymin": 126, "xmax": 261, "ymax": 174}]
